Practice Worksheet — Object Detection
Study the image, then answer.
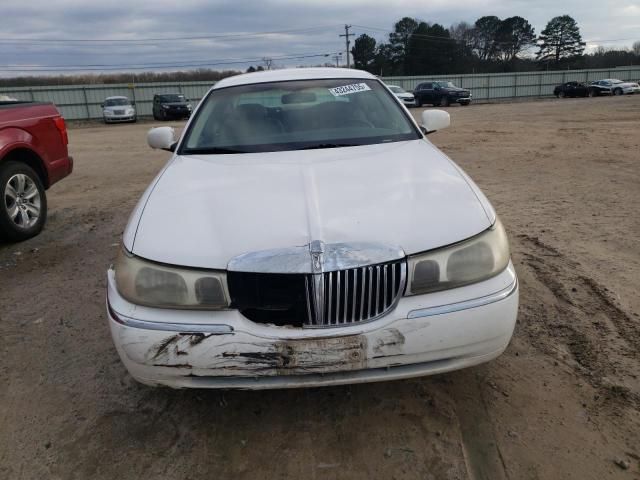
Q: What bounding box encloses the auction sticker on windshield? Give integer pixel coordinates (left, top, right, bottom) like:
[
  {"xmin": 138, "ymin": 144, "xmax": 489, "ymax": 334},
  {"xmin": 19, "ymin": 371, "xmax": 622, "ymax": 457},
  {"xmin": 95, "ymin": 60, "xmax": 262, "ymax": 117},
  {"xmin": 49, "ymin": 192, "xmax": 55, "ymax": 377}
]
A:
[{"xmin": 329, "ymin": 83, "xmax": 372, "ymax": 96}]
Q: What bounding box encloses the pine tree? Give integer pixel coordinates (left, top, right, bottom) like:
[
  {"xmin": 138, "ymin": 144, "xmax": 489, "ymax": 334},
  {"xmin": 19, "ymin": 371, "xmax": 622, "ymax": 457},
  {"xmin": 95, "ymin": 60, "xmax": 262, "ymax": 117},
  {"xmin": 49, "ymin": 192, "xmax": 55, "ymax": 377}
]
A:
[{"xmin": 536, "ymin": 15, "xmax": 585, "ymax": 64}]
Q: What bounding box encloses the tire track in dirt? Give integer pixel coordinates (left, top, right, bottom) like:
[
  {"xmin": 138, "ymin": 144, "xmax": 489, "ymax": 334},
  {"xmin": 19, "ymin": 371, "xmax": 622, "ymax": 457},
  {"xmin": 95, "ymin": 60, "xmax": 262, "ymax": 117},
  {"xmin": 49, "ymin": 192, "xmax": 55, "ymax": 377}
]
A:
[{"xmin": 514, "ymin": 233, "xmax": 640, "ymax": 409}]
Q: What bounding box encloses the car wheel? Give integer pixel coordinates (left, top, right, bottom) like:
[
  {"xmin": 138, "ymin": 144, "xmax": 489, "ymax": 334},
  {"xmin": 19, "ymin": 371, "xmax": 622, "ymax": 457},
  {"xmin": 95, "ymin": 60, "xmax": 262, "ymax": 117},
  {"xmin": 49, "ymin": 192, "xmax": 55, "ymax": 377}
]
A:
[
  {"xmin": 161, "ymin": 110, "xmax": 168, "ymax": 121},
  {"xmin": 559, "ymin": 91, "xmax": 566, "ymax": 98},
  {"xmin": 0, "ymin": 161, "xmax": 47, "ymax": 242},
  {"xmin": 103, "ymin": 116, "xmax": 109, "ymax": 124},
  {"xmin": 415, "ymin": 98, "xmax": 422, "ymax": 108},
  {"xmin": 460, "ymin": 101, "xmax": 470, "ymax": 106},
  {"xmin": 614, "ymin": 88, "xmax": 623, "ymax": 96},
  {"xmin": 588, "ymin": 89, "xmax": 597, "ymax": 97},
  {"xmin": 439, "ymin": 96, "xmax": 450, "ymax": 107},
  {"xmin": 131, "ymin": 116, "xmax": 137, "ymax": 123}
]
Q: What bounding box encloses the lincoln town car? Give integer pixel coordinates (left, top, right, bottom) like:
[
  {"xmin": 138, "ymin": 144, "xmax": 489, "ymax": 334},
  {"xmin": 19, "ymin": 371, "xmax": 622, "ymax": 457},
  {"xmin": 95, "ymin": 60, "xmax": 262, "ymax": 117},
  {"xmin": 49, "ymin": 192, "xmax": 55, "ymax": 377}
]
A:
[{"xmin": 106, "ymin": 68, "xmax": 518, "ymax": 389}]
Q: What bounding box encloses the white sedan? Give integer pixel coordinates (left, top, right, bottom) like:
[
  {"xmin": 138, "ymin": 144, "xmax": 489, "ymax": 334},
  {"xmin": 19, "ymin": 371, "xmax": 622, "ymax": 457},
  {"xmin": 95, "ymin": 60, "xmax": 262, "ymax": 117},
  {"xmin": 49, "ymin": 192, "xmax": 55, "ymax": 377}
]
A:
[
  {"xmin": 107, "ymin": 68, "xmax": 518, "ymax": 389},
  {"xmin": 387, "ymin": 84, "xmax": 416, "ymax": 107}
]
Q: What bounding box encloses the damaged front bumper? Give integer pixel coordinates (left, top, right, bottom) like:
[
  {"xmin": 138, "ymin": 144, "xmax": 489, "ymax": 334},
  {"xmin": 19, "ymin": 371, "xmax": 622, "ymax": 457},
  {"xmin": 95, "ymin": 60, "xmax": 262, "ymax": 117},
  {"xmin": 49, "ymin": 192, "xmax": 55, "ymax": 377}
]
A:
[{"xmin": 106, "ymin": 263, "xmax": 518, "ymax": 389}]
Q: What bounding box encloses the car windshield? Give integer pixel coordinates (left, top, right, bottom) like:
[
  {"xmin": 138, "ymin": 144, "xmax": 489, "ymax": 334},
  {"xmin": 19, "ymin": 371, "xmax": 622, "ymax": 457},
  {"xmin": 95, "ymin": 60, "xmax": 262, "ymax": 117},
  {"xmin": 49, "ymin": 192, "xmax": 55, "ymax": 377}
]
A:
[
  {"xmin": 610, "ymin": 80, "xmax": 623, "ymax": 84},
  {"xmin": 160, "ymin": 94, "xmax": 186, "ymax": 102},
  {"xmin": 181, "ymin": 78, "xmax": 420, "ymax": 154},
  {"xmin": 435, "ymin": 81, "xmax": 457, "ymax": 88},
  {"xmin": 104, "ymin": 98, "xmax": 130, "ymax": 106},
  {"xmin": 388, "ymin": 86, "xmax": 406, "ymax": 93}
]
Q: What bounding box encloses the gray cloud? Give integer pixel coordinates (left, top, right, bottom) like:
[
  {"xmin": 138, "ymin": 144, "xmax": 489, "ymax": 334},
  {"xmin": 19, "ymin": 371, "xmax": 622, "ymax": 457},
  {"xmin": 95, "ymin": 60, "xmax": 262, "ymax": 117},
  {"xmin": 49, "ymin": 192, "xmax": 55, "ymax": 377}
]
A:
[{"xmin": 1, "ymin": 0, "xmax": 638, "ymax": 77}]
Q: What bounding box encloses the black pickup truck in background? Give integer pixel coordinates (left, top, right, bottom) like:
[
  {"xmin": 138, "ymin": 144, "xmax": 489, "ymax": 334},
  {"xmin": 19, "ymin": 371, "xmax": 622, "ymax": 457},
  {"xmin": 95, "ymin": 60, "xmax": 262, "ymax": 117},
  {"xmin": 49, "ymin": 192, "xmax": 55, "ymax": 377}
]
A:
[{"xmin": 413, "ymin": 81, "xmax": 472, "ymax": 107}]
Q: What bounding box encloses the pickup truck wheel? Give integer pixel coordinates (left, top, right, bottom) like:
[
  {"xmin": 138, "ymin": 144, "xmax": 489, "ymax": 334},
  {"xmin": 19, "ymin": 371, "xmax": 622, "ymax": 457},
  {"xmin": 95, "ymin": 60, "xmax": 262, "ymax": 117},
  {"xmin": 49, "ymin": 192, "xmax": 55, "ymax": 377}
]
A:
[{"xmin": 0, "ymin": 161, "xmax": 47, "ymax": 242}]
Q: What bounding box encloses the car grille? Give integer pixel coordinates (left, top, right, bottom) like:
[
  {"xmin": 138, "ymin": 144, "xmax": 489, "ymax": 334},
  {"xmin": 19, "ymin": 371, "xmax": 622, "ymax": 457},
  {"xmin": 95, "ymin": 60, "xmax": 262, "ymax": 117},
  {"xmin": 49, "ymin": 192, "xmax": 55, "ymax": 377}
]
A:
[
  {"xmin": 114, "ymin": 110, "xmax": 125, "ymax": 115},
  {"xmin": 228, "ymin": 260, "xmax": 406, "ymax": 328}
]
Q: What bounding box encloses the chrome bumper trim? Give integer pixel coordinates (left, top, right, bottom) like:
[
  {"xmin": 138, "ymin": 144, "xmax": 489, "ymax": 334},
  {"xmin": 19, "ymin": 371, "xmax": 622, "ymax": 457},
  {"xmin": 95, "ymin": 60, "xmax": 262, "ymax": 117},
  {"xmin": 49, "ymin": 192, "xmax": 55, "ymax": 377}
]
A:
[
  {"xmin": 407, "ymin": 277, "xmax": 518, "ymax": 319},
  {"xmin": 107, "ymin": 301, "xmax": 234, "ymax": 334}
]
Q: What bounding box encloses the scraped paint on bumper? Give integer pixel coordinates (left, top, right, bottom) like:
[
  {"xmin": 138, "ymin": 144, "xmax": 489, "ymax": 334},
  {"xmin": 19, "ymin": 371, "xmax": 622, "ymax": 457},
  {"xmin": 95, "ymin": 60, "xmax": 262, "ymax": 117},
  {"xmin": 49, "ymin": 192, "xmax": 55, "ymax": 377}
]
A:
[{"xmin": 106, "ymin": 264, "xmax": 518, "ymax": 389}]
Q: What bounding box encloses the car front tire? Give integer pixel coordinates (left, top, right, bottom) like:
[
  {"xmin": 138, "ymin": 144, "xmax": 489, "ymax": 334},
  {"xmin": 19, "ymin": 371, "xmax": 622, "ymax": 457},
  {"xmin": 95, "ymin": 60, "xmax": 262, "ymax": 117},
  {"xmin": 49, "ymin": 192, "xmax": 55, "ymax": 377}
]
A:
[
  {"xmin": 559, "ymin": 91, "xmax": 566, "ymax": 98},
  {"xmin": 614, "ymin": 88, "xmax": 623, "ymax": 96},
  {"xmin": 0, "ymin": 161, "xmax": 47, "ymax": 242},
  {"xmin": 440, "ymin": 96, "xmax": 450, "ymax": 107}
]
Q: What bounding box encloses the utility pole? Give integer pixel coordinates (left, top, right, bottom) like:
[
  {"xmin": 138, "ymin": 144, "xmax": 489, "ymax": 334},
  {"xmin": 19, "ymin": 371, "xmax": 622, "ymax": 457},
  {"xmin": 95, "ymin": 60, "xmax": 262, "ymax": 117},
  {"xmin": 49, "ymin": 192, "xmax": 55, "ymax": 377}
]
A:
[
  {"xmin": 339, "ymin": 25, "xmax": 354, "ymax": 68},
  {"xmin": 333, "ymin": 52, "xmax": 343, "ymax": 67}
]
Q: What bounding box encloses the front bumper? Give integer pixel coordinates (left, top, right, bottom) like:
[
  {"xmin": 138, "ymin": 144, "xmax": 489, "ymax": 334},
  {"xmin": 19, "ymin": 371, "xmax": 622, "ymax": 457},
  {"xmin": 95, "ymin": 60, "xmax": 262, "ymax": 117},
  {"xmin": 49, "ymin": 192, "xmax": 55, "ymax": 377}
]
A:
[
  {"xmin": 106, "ymin": 263, "xmax": 518, "ymax": 389},
  {"xmin": 104, "ymin": 114, "xmax": 136, "ymax": 123},
  {"xmin": 455, "ymin": 97, "xmax": 472, "ymax": 104}
]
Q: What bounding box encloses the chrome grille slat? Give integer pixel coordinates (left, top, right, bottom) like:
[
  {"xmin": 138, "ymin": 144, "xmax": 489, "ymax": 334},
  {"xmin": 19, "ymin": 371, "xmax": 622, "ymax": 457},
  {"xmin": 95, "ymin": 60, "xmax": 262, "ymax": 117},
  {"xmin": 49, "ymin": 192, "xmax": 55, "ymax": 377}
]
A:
[
  {"xmin": 328, "ymin": 271, "xmax": 333, "ymax": 325},
  {"xmin": 367, "ymin": 266, "xmax": 373, "ymax": 319},
  {"xmin": 300, "ymin": 260, "xmax": 406, "ymax": 328},
  {"xmin": 336, "ymin": 270, "xmax": 341, "ymax": 324}
]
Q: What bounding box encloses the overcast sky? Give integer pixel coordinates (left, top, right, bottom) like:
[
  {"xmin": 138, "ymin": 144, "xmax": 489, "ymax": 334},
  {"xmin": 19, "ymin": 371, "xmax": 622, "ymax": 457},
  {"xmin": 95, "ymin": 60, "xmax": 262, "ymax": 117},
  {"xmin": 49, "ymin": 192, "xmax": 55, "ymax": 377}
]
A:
[{"xmin": 1, "ymin": 0, "xmax": 639, "ymax": 77}]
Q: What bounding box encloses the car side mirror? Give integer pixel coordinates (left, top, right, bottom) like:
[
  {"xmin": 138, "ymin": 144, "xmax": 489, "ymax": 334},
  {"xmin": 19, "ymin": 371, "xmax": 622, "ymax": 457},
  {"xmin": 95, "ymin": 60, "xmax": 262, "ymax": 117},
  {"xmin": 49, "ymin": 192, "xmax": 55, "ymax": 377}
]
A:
[
  {"xmin": 131, "ymin": 101, "xmax": 136, "ymax": 106},
  {"xmin": 420, "ymin": 110, "xmax": 450, "ymax": 134},
  {"xmin": 147, "ymin": 126, "xmax": 177, "ymax": 151},
  {"xmin": 100, "ymin": 103, "xmax": 104, "ymax": 108}
]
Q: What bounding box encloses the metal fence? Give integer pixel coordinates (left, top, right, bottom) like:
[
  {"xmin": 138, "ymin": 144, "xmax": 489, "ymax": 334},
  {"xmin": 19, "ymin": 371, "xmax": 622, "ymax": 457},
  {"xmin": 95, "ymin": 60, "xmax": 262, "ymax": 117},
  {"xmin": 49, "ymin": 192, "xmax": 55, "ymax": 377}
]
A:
[
  {"xmin": 2, "ymin": 66, "xmax": 639, "ymax": 121},
  {"xmin": 381, "ymin": 66, "xmax": 640, "ymax": 101}
]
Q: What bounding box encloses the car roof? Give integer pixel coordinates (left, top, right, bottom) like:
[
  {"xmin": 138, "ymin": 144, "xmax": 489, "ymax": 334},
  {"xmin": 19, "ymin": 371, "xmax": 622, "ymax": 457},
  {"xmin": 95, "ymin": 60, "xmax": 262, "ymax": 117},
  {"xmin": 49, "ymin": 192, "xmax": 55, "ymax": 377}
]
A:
[
  {"xmin": 105, "ymin": 96, "xmax": 129, "ymax": 100},
  {"xmin": 213, "ymin": 67, "xmax": 377, "ymax": 90}
]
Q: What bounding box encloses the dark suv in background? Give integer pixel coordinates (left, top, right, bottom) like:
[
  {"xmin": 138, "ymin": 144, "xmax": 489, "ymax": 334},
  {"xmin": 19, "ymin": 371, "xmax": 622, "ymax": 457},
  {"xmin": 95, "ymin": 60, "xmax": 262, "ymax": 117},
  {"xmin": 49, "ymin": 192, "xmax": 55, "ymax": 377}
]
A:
[
  {"xmin": 414, "ymin": 81, "xmax": 472, "ymax": 107},
  {"xmin": 152, "ymin": 93, "xmax": 192, "ymax": 120}
]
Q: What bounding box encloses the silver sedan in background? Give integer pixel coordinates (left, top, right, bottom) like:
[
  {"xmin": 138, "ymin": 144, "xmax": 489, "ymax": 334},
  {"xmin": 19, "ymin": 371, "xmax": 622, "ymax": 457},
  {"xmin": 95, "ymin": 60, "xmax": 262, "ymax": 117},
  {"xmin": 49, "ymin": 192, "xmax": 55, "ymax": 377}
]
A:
[
  {"xmin": 387, "ymin": 85, "xmax": 416, "ymax": 107},
  {"xmin": 101, "ymin": 96, "xmax": 137, "ymax": 123}
]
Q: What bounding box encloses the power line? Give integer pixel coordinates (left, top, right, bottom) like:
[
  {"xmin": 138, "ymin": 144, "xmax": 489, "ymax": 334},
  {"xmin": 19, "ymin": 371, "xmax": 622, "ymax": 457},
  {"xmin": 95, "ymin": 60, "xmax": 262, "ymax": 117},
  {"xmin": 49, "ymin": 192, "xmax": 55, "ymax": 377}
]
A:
[
  {"xmin": 0, "ymin": 52, "xmax": 341, "ymax": 72},
  {"xmin": 0, "ymin": 25, "xmax": 340, "ymax": 45}
]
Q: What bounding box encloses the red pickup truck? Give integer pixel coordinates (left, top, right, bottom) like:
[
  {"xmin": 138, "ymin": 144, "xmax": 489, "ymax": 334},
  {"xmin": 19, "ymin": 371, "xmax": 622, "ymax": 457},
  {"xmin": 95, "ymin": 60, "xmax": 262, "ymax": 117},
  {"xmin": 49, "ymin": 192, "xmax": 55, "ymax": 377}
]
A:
[{"xmin": 0, "ymin": 101, "xmax": 73, "ymax": 241}]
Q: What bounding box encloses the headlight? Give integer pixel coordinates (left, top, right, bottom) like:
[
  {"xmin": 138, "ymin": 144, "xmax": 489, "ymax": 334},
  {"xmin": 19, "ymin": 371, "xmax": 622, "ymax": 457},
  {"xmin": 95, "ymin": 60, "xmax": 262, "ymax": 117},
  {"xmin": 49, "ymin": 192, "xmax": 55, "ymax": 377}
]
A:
[
  {"xmin": 405, "ymin": 218, "xmax": 510, "ymax": 296},
  {"xmin": 114, "ymin": 248, "xmax": 230, "ymax": 309},
  {"xmin": 187, "ymin": 104, "xmax": 192, "ymax": 110},
  {"xmin": 161, "ymin": 104, "xmax": 170, "ymax": 109}
]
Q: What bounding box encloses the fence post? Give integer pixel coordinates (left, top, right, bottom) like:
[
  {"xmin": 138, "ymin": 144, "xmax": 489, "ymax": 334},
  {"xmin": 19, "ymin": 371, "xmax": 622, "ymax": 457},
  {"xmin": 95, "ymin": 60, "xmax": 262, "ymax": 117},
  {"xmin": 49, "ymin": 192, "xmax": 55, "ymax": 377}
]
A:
[
  {"xmin": 82, "ymin": 87, "xmax": 90, "ymax": 119},
  {"xmin": 538, "ymin": 73, "xmax": 542, "ymax": 97},
  {"xmin": 513, "ymin": 74, "xmax": 517, "ymax": 98},
  {"xmin": 485, "ymin": 74, "xmax": 490, "ymax": 101}
]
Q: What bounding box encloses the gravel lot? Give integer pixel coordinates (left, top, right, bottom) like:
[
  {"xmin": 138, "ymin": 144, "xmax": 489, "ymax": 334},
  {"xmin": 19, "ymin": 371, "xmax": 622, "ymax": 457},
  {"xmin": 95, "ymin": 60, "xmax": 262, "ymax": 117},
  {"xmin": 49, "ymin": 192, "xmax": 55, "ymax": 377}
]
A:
[{"xmin": 1, "ymin": 95, "xmax": 639, "ymax": 479}]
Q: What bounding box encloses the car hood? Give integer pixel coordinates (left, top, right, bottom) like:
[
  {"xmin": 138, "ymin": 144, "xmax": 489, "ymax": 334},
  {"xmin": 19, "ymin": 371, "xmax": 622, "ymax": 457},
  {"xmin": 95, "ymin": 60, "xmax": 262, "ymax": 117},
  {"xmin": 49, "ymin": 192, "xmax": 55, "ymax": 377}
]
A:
[
  {"xmin": 129, "ymin": 140, "xmax": 493, "ymax": 269},
  {"xmin": 443, "ymin": 87, "xmax": 468, "ymax": 93},
  {"xmin": 395, "ymin": 92, "xmax": 414, "ymax": 99},
  {"xmin": 162, "ymin": 102, "xmax": 190, "ymax": 107}
]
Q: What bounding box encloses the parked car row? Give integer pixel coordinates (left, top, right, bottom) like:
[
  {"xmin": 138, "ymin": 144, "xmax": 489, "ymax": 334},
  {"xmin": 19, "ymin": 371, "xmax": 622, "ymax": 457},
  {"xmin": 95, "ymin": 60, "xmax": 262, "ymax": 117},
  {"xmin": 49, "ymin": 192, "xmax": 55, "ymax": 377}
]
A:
[
  {"xmin": 387, "ymin": 81, "xmax": 472, "ymax": 108},
  {"xmin": 554, "ymin": 78, "xmax": 640, "ymax": 98},
  {"xmin": 100, "ymin": 93, "xmax": 193, "ymax": 124}
]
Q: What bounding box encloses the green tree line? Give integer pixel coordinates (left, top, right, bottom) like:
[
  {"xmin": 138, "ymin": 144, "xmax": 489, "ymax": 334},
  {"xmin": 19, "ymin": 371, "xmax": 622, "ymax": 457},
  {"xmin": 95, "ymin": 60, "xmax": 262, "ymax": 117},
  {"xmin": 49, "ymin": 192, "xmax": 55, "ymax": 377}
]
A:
[{"xmin": 351, "ymin": 15, "xmax": 640, "ymax": 76}]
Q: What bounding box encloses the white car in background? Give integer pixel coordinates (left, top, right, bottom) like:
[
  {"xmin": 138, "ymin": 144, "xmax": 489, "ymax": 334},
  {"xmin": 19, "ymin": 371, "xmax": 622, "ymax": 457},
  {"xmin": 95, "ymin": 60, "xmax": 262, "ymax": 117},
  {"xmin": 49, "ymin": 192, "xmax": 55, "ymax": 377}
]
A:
[
  {"xmin": 589, "ymin": 79, "xmax": 640, "ymax": 96},
  {"xmin": 101, "ymin": 96, "xmax": 137, "ymax": 123},
  {"xmin": 387, "ymin": 85, "xmax": 416, "ymax": 107},
  {"xmin": 107, "ymin": 68, "xmax": 518, "ymax": 390}
]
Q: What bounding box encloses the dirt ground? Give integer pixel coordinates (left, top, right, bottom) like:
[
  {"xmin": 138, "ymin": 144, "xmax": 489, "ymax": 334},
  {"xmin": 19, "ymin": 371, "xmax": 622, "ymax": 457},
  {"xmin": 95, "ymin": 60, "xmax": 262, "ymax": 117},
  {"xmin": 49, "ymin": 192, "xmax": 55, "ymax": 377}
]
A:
[{"xmin": 1, "ymin": 95, "xmax": 639, "ymax": 480}]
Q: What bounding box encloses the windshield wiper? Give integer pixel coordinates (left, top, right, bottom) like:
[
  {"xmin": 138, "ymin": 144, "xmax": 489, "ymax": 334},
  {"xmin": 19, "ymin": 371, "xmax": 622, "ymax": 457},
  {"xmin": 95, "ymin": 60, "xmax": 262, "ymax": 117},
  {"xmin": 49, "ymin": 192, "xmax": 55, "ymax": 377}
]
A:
[
  {"xmin": 299, "ymin": 143, "xmax": 357, "ymax": 150},
  {"xmin": 184, "ymin": 147, "xmax": 247, "ymax": 155}
]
